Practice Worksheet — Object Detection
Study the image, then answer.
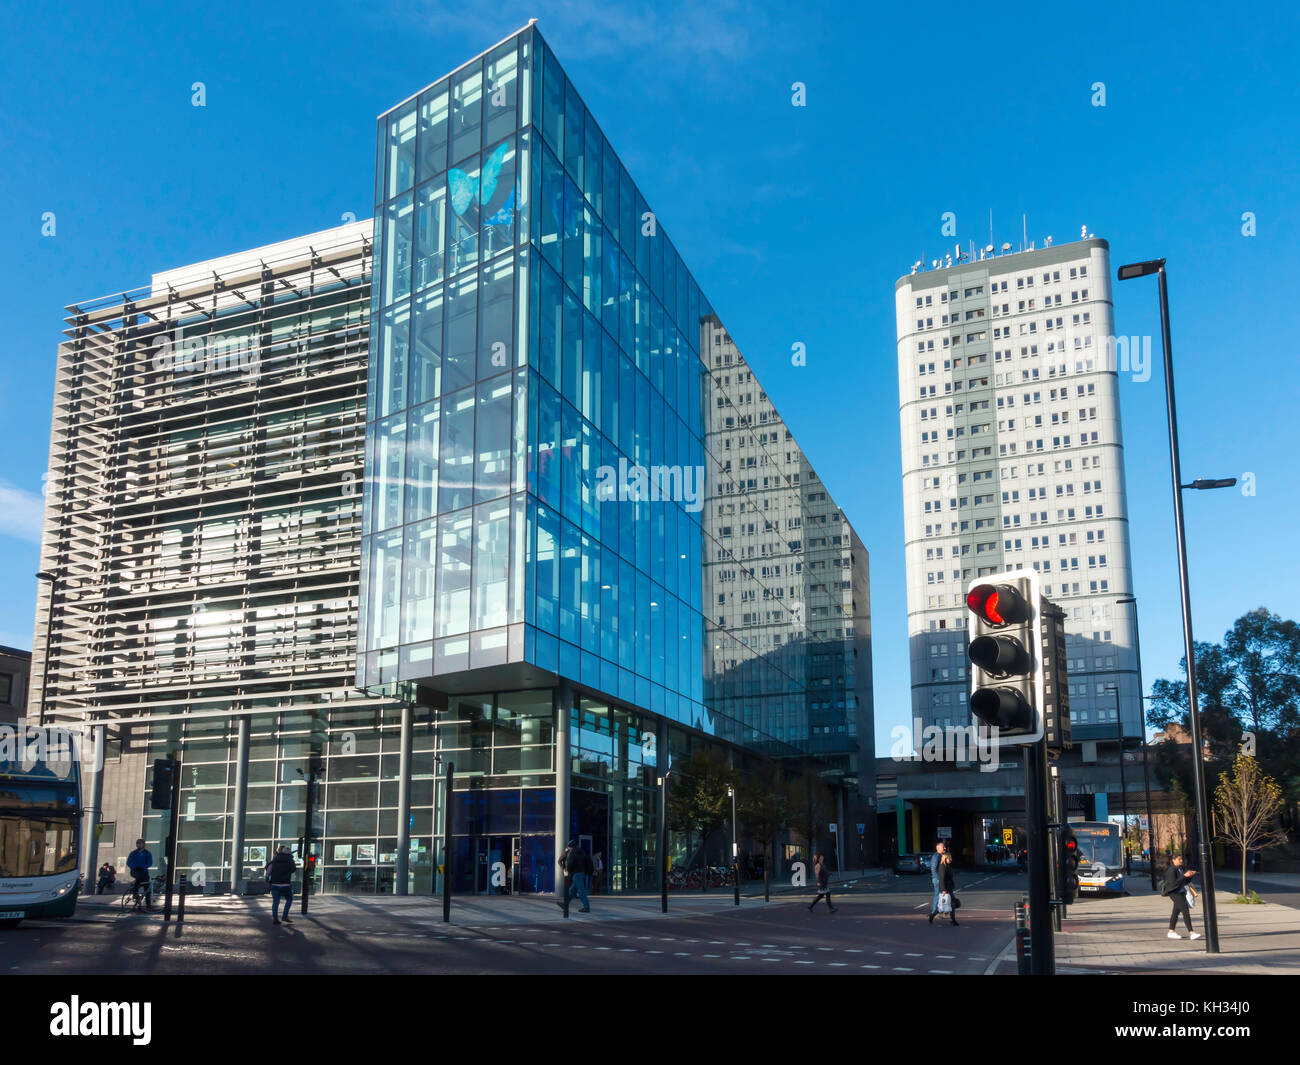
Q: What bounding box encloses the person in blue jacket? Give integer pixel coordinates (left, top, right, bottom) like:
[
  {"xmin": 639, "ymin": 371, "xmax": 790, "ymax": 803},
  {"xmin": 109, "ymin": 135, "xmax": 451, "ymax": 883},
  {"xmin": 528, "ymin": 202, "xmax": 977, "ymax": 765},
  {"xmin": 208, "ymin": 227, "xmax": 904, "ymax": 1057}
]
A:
[{"xmin": 126, "ymin": 839, "xmax": 153, "ymax": 909}]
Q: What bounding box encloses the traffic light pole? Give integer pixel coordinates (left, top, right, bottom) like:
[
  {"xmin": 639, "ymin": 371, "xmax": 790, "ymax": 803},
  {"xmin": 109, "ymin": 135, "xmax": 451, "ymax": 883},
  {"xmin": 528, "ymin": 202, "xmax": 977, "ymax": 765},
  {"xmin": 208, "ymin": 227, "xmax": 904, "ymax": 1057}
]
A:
[
  {"xmin": 1024, "ymin": 739, "xmax": 1055, "ymax": 975},
  {"xmin": 442, "ymin": 762, "xmax": 455, "ymax": 923},
  {"xmin": 301, "ymin": 765, "xmax": 316, "ymax": 915},
  {"xmin": 161, "ymin": 752, "xmax": 182, "ymax": 922}
]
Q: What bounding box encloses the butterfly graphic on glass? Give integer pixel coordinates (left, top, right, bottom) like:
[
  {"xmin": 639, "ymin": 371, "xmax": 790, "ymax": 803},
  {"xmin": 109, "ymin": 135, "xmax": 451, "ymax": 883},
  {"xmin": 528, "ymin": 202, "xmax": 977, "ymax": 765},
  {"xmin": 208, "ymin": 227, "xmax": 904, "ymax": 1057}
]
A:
[{"xmin": 448, "ymin": 140, "xmax": 515, "ymax": 226}]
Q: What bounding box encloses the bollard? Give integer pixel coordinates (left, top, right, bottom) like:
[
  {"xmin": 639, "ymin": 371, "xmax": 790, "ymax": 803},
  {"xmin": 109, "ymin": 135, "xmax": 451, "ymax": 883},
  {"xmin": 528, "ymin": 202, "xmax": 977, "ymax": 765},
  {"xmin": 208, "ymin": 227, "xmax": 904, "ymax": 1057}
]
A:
[{"xmin": 1015, "ymin": 896, "xmax": 1030, "ymax": 975}]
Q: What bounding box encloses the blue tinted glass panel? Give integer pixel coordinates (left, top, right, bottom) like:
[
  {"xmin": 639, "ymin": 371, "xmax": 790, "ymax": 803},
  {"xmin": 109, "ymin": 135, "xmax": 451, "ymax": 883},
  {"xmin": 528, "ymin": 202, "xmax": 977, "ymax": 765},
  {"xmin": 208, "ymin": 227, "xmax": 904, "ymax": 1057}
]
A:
[
  {"xmin": 447, "ymin": 158, "xmax": 480, "ymax": 275},
  {"xmin": 477, "ymin": 254, "xmax": 513, "ymax": 379},
  {"xmin": 417, "ymin": 83, "xmax": 449, "ymax": 184},
  {"xmin": 401, "ymin": 519, "xmax": 437, "ymax": 644},
  {"xmin": 410, "ymin": 286, "xmax": 443, "ymax": 405},
  {"xmin": 483, "ymin": 41, "xmax": 517, "ymax": 145},
  {"xmin": 480, "ymin": 136, "xmax": 516, "ymax": 259},
  {"xmin": 438, "ymin": 388, "xmax": 475, "ymax": 514},
  {"xmin": 435, "ymin": 509, "xmax": 473, "ymax": 637},
  {"xmin": 442, "ymin": 270, "xmax": 477, "ymax": 395},
  {"xmin": 405, "ymin": 400, "xmax": 440, "ymax": 522},
  {"xmin": 450, "ymin": 63, "xmax": 483, "ymax": 164},
  {"xmin": 414, "ymin": 180, "xmax": 446, "ymax": 291},
  {"xmin": 474, "ymin": 377, "xmax": 511, "ymax": 503}
]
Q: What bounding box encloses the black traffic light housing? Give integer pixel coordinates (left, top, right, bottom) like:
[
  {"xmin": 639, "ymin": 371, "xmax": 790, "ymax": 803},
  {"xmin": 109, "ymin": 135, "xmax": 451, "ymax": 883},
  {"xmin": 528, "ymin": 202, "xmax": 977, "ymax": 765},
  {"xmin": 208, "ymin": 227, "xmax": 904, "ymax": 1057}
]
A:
[
  {"xmin": 1059, "ymin": 823, "xmax": 1080, "ymax": 904},
  {"xmin": 966, "ymin": 571, "xmax": 1045, "ymax": 744},
  {"xmin": 150, "ymin": 757, "xmax": 177, "ymax": 810}
]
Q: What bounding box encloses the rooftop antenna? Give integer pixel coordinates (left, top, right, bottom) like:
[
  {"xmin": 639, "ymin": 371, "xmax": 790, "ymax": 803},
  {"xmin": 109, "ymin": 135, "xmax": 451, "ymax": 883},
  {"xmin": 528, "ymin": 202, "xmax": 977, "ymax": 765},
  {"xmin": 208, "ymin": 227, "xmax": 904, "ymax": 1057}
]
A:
[
  {"xmin": 1001, "ymin": 242, "xmax": 1012, "ymax": 255},
  {"xmin": 1080, "ymin": 224, "xmax": 1087, "ymax": 239},
  {"xmin": 1044, "ymin": 235, "xmax": 1053, "ymax": 247},
  {"xmin": 989, "ymin": 209, "xmax": 993, "ymax": 251}
]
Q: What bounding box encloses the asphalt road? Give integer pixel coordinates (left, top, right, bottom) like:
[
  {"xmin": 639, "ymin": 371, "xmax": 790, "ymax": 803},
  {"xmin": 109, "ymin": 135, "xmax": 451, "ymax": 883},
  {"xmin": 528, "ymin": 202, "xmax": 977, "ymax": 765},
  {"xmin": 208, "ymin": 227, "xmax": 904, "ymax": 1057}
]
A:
[{"xmin": 2, "ymin": 871, "xmax": 1027, "ymax": 976}]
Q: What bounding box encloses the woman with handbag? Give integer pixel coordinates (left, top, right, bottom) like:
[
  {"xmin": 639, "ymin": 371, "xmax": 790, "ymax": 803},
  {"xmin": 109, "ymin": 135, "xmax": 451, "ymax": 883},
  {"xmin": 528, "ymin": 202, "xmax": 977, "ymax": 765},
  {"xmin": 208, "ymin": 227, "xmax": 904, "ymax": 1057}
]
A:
[{"xmin": 930, "ymin": 852, "xmax": 959, "ymax": 926}]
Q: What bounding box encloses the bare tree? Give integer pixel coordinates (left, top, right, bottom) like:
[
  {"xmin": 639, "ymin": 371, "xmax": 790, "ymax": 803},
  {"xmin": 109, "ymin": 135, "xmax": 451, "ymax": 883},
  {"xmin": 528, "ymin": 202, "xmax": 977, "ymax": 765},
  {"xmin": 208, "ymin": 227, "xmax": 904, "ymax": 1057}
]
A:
[{"xmin": 1214, "ymin": 751, "xmax": 1287, "ymax": 897}]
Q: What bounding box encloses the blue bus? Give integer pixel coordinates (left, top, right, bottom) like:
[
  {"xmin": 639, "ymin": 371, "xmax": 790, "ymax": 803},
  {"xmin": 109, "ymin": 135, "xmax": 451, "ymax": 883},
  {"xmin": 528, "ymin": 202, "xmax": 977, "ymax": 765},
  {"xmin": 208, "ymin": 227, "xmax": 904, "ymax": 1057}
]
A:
[
  {"xmin": 1071, "ymin": 821, "xmax": 1124, "ymax": 896},
  {"xmin": 0, "ymin": 726, "xmax": 82, "ymax": 927}
]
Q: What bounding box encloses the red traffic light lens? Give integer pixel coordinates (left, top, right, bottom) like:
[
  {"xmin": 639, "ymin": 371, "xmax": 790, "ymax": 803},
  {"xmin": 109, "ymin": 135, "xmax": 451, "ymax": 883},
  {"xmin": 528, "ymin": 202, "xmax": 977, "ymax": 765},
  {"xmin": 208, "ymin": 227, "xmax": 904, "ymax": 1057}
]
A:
[
  {"xmin": 966, "ymin": 583, "xmax": 1029, "ymax": 626},
  {"xmin": 967, "ymin": 586, "xmax": 1004, "ymax": 624}
]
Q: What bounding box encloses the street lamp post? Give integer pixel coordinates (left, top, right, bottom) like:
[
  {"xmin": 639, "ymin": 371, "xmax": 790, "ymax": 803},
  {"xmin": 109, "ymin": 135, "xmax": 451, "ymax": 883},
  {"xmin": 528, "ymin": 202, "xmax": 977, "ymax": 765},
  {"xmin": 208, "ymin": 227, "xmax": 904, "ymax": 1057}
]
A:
[
  {"xmin": 35, "ymin": 571, "xmax": 58, "ymax": 727},
  {"xmin": 1117, "ymin": 258, "xmax": 1234, "ymax": 953},
  {"xmin": 728, "ymin": 785, "xmax": 740, "ymax": 907},
  {"xmin": 1104, "ymin": 685, "xmax": 1130, "ymax": 877},
  {"xmin": 1139, "ymin": 703, "xmax": 1157, "ymax": 889}
]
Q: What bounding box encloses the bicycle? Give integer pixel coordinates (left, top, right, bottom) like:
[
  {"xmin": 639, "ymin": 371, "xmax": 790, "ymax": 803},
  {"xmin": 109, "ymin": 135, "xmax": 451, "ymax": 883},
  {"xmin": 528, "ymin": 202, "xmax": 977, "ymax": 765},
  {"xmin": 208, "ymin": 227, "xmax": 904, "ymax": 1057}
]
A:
[{"xmin": 118, "ymin": 875, "xmax": 163, "ymax": 914}]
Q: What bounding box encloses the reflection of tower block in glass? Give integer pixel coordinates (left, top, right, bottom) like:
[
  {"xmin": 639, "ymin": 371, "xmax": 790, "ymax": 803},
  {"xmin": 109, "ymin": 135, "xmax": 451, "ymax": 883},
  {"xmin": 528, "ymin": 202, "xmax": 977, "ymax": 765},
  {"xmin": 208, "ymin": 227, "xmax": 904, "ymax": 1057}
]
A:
[{"xmin": 789, "ymin": 599, "xmax": 804, "ymax": 627}]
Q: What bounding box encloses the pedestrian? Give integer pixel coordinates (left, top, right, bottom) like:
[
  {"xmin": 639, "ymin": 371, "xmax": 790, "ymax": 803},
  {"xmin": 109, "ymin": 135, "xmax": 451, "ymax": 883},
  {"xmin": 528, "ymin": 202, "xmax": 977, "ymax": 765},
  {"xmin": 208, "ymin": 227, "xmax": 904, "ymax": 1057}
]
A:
[
  {"xmin": 592, "ymin": 850, "xmax": 605, "ymax": 895},
  {"xmin": 1162, "ymin": 853, "xmax": 1200, "ymax": 940},
  {"xmin": 575, "ymin": 846, "xmax": 593, "ymax": 911},
  {"xmin": 265, "ymin": 844, "xmax": 298, "ymax": 926},
  {"xmin": 931, "ymin": 851, "xmax": 959, "ymax": 925},
  {"xmin": 927, "ymin": 840, "xmax": 946, "ymax": 918},
  {"xmin": 556, "ymin": 840, "xmax": 590, "ymax": 917},
  {"xmin": 807, "ymin": 853, "xmax": 836, "ymax": 913},
  {"xmin": 96, "ymin": 862, "xmax": 116, "ymax": 895},
  {"xmin": 126, "ymin": 838, "xmax": 153, "ymax": 909}
]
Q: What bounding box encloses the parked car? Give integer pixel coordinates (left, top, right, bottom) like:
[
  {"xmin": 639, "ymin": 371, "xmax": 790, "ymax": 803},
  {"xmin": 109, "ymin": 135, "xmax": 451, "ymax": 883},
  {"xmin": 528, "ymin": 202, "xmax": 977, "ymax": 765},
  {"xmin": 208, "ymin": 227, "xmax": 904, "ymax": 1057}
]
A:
[{"xmin": 894, "ymin": 853, "xmax": 928, "ymax": 875}]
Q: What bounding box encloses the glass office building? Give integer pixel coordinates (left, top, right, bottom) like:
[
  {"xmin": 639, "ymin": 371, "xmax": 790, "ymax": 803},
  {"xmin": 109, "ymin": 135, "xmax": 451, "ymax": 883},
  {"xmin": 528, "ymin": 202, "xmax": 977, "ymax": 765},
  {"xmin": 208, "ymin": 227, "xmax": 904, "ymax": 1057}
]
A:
[
  {"xmin": 35, "ymin": 23, "xmax": 874, "ymax": 898},
  {"xmin": 359, "ymin": 23, "xmax": 876, "ymax": 893}
]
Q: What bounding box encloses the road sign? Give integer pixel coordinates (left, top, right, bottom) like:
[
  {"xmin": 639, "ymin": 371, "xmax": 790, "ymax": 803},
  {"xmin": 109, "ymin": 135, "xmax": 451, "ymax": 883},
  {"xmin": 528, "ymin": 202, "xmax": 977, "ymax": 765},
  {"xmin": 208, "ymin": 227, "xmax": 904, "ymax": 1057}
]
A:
[
  {"xmin": 937, "ymin": 826, "xmax": 952, "ymax": 840},
  {"xmin": 829, "ymin": 823, "xmax": 837, "ymax": 834},
  {"xmin": 1003, "ymin": 828, "xmax": 1014, "ymax": 845},
  {"xmin": 856, "ymin": 823, "xmax": 866, "ymax": 835}
]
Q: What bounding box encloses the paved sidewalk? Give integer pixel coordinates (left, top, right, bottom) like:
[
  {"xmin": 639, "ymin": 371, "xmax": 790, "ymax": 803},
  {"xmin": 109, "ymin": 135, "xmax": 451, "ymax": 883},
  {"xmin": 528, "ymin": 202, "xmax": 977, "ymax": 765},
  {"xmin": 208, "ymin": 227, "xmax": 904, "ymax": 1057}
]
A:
[
  {"xmin": 1052, "ymin": 878, "xmax": 1300, "ymax": 974},
  {"xmin": 71, "ymin": 873, "xmax": 887, "ymax": 928}
]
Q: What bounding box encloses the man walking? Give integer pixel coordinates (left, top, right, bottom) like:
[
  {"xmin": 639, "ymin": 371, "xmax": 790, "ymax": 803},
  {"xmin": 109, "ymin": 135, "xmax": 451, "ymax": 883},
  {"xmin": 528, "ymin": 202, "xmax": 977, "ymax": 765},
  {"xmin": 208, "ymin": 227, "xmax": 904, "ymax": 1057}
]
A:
[
  {"xmin": 1162, "ymin": 853, "xmax": 1200, "ymax": 940},
  {"xmin": 808, "ymin": 853, "xmax": 836, "ymax": 913},
  {"xmin": 265, "ymin": 844, "xmax": 298, "ymax": 926},
  {"xmin": 928, "ymin": 840, "xmax": 946, "ymax": 920},
  {"xmin": 557, "ymin": 840, "xmax": 591, "ymax": 917}
]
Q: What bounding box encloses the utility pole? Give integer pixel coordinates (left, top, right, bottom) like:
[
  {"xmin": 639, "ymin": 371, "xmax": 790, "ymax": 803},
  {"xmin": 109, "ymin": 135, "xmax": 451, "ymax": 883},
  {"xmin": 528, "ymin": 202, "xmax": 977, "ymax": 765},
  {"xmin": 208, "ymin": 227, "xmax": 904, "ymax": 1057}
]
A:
[{"xmin": 442, "ymin": 762, "xmax": 455, "ymax": 923}]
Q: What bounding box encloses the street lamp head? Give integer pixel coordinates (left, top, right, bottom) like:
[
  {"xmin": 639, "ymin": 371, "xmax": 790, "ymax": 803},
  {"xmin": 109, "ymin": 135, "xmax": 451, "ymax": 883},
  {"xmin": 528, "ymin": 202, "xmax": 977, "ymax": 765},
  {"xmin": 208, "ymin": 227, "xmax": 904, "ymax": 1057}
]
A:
[
  {"xmin": 1118, "ymin": 259, "xmax": 1165, "ymax": 281},
  {"xmin": 1182, "ymin": 477, "xmax": 1237, "ymax": 491},
  {"xmin": 35, "ymin": 571, "xmax": 57, "ymax": 582}
]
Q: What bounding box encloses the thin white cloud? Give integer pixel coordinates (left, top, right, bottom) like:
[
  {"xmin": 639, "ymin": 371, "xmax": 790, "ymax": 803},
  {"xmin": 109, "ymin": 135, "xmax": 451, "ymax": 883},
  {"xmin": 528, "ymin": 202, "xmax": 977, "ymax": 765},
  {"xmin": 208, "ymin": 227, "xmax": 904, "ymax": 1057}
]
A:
[{"xmin": 0, "ymin": 480, "xmax": 45, "ymax": 543}]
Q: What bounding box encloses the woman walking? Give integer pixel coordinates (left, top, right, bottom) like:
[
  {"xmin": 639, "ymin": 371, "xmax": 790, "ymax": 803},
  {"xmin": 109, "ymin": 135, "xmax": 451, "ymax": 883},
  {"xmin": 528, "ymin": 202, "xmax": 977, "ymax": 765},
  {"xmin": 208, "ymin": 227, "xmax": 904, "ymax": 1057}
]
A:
[{"xmin": 930, "ymin": 851, "xmax": 959, "ymax": 926}]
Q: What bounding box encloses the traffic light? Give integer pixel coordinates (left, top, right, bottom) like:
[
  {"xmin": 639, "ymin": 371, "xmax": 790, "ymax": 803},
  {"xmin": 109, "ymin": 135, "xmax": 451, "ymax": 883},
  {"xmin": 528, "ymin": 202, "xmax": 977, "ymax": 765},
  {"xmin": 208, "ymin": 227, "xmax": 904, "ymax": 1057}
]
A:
[
  {"xmin": 150, "ymin": 757, "xmax": 177, "ymax": 810},
  {"xmin": 1041, "ymin": 599, "xmax": 1072, "ymax": 752},
  {"xmin": 966, "ymin": 570, "xmax": 1045, "ymax": 744},
  {"xmin": 1059, "ymin": 823, "xmax": 1080, "ymax": 904},
  {"xmin": 307, "ymin": 711, "xmax": 327, "ymax": 776}
]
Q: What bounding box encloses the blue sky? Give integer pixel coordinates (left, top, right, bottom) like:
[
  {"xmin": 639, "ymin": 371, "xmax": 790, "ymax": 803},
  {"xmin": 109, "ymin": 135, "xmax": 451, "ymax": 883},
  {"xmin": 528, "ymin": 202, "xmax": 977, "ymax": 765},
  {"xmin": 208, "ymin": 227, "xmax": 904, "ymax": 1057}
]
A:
[{"xmin": 1, "ymin": 1, "xmax": 1296, "ymax": 753}]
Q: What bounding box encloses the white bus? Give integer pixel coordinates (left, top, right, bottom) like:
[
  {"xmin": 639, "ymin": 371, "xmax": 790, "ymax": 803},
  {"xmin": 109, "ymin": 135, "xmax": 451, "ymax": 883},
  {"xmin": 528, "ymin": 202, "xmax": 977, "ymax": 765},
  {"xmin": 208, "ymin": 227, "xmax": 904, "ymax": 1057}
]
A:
[{"xmin": 0, "ymin": 726, "xmax": 82, "ymax": 927}]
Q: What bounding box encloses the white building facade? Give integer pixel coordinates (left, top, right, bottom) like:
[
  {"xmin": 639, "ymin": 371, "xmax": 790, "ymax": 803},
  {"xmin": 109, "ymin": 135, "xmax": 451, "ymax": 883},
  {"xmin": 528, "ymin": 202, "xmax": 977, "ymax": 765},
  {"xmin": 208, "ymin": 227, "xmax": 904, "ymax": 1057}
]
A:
[{"xmin": 895, "ymin": 238, "xmax": 1142, "ymax": 752}]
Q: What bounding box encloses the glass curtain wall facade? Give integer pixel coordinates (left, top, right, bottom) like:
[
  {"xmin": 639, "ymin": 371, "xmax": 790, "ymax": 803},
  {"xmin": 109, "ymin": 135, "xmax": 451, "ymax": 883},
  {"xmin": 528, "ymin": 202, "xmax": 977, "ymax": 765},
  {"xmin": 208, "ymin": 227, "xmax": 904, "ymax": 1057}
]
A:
[{"xmin": 361, "ymin": 24, "xmax": 878, "ymax": 880}]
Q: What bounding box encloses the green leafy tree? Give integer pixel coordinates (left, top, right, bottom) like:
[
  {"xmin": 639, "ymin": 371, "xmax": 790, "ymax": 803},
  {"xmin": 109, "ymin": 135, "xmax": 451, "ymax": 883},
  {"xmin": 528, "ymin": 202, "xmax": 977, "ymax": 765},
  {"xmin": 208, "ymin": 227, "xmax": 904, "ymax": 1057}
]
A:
[
  {"xmin": 737, "ymin": 762, "xmax": 788, "ymax": 890},
  {"xmin": 1214, "ymin": 752, "xmax": 1287, "ymax": 897},
  {"xmin": 666, "ymin": 746, "xmax": 737, "ymax": 881},
  {"xmin": 786, "ymin": 765, "xmax": 835, "ymax": 861}
]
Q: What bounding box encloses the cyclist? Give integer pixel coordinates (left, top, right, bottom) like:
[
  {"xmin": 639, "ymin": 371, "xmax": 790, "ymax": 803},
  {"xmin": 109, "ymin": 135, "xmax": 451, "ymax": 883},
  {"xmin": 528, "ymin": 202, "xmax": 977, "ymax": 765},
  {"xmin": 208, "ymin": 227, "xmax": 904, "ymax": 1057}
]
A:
[{"xmin": 126, "ymin": 838, "xmax": 154, "ymax": 910}]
